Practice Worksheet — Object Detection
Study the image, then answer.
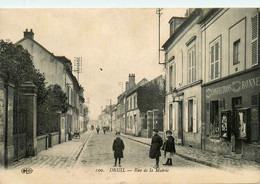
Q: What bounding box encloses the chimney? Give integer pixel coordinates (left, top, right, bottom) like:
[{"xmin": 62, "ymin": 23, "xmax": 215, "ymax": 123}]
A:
[
  {"xmin": 129, "ymin": 73, "xmax": 136, "ymax": 89},
  {"xmin": 24, "ymin": 29, "xmax": 34, "ymax": 39},
  {"xmin": 125, "ymin": 82, "xmax": 130, "ymax": 91},
  {"xmin": 169, "ymin": 17, "xmax": 186, "ymax": 36}
]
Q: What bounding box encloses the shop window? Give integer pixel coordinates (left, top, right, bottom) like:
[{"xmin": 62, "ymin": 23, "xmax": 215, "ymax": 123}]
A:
[
  {"xmin": 210, "ymin": 101, "xmax": 219, "ymax": 136},
  {"xmin": 221, "ymin": 110, "xmax": 232, "ymax": 140},
  {"xmin": 251, "ymin": 95, "xmax": 258, "ymax": 106},
  {"xmin": 250, "ymin": 95, "xmax": 259, "ymax": 142},
  {"xmin": 188, "ymin": 46, "xmax": 196, "ymax": 83},
  {"xmin": 210, "ymin": 38, "xmax": 221, "ymax": 80},
  {"xmin": 188, "ymin": 100, "xmax": 193, "ymax": 132},
  {"xmin": 233, "ymin": 39, "xmax": 240, "ymax": 65}
]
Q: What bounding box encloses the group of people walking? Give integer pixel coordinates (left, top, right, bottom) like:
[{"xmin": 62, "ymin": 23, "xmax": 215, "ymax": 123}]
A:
[
  {"xmin": 96, "ymin": 126, "xmax": 108, "ymax": 134},
  {"xmin": 112, "ymin": 129, "xmax": 176, "ymax": 169}
]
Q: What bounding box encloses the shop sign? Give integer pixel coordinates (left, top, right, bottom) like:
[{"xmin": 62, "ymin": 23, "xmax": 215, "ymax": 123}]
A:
[{"xmin": 206, "ymin": 76, "xmax": 260, "ymax": 98}]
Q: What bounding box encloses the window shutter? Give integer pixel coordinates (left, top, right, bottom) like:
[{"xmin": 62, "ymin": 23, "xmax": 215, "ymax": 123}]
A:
[
  {"xmin": 251, "ymin": 15, "xmax": 258, "ymax": 66},
  {"xmin": 193, "ymin": 98, "xmax": 197, "ymax": 133},
  {"xmin": 173, "ymin": 106, "xmax": 175, "ymax": 131},
  {"xmin": 185, "ymin": 101, "xmax": 189, "ymax": 132}
]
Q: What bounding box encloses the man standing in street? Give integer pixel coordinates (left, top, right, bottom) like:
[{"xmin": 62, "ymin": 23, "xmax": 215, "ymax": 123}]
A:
[{"xmin": 149, "ymin": 129, "xmax": 163, "ymax": 169}]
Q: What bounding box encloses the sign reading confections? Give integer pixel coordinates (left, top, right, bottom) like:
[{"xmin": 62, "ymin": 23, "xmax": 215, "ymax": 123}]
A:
[{"xmin": 206, "ymin": 76, "xmax": 260, "ymax": 99}]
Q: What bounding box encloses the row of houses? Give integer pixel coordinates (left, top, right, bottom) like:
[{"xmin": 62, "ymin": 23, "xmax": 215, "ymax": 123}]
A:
[
  {"xmin": 0, "ymin": 30, "xmax": 88, "ymax": 168},
  {"xmin": 163, "ymin": 8, "xmax": 260, "ymax": 162},
  {"xmin": 99, "ymin": 74, "xmax": 165, "ymax": 138}
]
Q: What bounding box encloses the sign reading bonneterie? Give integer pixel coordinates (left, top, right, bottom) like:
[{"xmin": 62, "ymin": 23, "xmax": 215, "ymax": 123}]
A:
[{"xmin": 206, "ymin": 76, "xmax": 260, "ymax": 98}]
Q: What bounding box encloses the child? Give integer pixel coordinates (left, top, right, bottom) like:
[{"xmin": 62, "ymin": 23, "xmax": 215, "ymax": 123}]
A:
[
  {"xmin": 149, "ymin": 129, "xmax": 163, "ymax": 169},
  {"xmin": 162, "ymin": 130, "xmax": 176, "ymax": 166},
  {"xmin": 112, "ymin": 132, "xmax": 125, "ymax": 167}
]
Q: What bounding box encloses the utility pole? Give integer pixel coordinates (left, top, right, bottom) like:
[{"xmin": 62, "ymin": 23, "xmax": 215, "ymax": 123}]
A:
[
  {"xmin": 156, "ymin": 8, "xmax": 165, "ymax": 66},
  {"xmin": 118, "ymin": 82, "xmax": 123, "ymax": 93},
  {"xmin": 73, "ymin": 57, "xmax": 82, "ymax": 82},
  {"xmin": 110, "ymin": 99, "xmax": 113, "ymax": 132}
]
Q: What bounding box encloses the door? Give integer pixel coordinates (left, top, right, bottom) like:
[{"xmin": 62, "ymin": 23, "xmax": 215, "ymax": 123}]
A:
[
  {"xmin": 178, "ymin": 101, "xmax": 183, "ymax": 145},
  {"xmin": 232, "ymin": 97, "xmax": 242, "ymax": 154},
  {"xmin": 13, "ymin": 94, "xmax": 27, "ymax": 161}
]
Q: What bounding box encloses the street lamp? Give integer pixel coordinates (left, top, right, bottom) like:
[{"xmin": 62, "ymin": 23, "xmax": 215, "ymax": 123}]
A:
[{"xmin": 171, "ymin": 87, "xmax": 182, "ymax": 103}]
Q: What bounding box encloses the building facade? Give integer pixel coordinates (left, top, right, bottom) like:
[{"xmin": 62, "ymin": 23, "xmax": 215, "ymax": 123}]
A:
[
  {"xmin": 200, "ymin": 8, "xmax": 260, "ymax": 162},
  {"xmin": 163, "ymin": 8, "xmax": 260, "ymax": 161},
  {"xmin": 115, "ymin": 74, "xmax": 165, "ymax": 137},
  {"xmin": 16, "ymin": 29, "xmax": 85, "ymax": 137},
  {"xmin": 162, "ymin": 9, "xmax": 207, "ymax": 148}
]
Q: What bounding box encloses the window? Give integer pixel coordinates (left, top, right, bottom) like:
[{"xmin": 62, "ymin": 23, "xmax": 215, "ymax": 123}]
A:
[
  {"xmin": 134, "ymin": 96, "xmax": 136, "ymax": 109},
  {"xmin": 251, "ymin": 15, "xmax": 258, "ymax": 66},
  {"xmin": 130, "ymin": 97, "xmax": 132, "ymax": 110},
  {"xmin": 169, "ymin": 66, "xmax": 173, "ymax": 92},
  {"xmin": 169, "ymin": 104, "xmax": 173, "ymax": 130},
  {"xmin": 188, "ymin": 100, "xmax": 193, "ymax": 132},
  {"xmin": 188, "ymin": 46, "xmax": 196, "ymax": 83},
  {"xmin": 233, "ymin": 39, "xmax": 240, "ymax": 65},
  {"xmin": 210, "ymin": 101, "xmax": 219, "ymax": 136},
  {"xmin": 130, "ymin": 116, "xmax": 133, "ymax": 129},
  {"xmin": 210, "ymin": 38, "xmax": 221, "ymax": 80}
]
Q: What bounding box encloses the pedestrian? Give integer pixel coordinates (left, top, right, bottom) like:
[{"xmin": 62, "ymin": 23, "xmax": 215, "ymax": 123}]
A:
[
  {"xmin": 162, "ymin": 130, "xmax": 176, "ymax": 166},
  {"xmin": 96, "ymin": 126, "xmax": 100, "ymax": 134},
  {"xmin": 149, "ymin": 129, "xmax": 163, "ymax": 169},
  {"xmin": 112, "ymin": 132, "xmax": 125, "ymax": 167}
]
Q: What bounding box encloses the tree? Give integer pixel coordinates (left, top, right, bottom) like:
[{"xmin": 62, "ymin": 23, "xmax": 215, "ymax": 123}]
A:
[
  {"xmin": 43, "ymin": 84, "xmax": 68, "ymax": 113},
  {"xmin": 0, "ymin": 40, "xmax": 47, "ymax": 105}
]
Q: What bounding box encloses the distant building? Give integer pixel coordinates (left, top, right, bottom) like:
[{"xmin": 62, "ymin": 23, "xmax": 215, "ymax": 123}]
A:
[
  {"xmin": 99, "ymin": 104, "xmax": 116, "ymax": 131},
  {"xmin": 115, "ymin": 74, "xmax": 165, "ymax": 137}
]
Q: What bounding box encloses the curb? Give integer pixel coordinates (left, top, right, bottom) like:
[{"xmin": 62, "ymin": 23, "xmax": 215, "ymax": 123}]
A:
[
  {"xmin": 75, "ymin": 132, "xmax": 92, "ymax": 161},
  {"xmin": 121, "ymin": 134, "xmax": 222, "ymax": 169}
]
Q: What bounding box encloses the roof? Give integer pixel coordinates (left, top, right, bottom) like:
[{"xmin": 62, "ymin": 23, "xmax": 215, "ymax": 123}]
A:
[
  {"xmin": 55, "ymin": 56, "xmax": 72, "ymax": 65},
  {"xmin": 168, "ymin": 16, "xmax": 186, "ymax": 24},
  {"xmin": 16, "ymin": 37, "xmax": 56, "ymax": 58},
  {"xmin": 126, "ymin": 75, "xmax": 164, "ymax": 98},
  {"xmin": 162, "ymin": 9, "xmax": 203, "ymax": 50},
  {"xmin": 15, "ymin": 37, "xmax": 83, "ymax": 93},
  {"xmin": 137, "ymin": 78, "xmax": 148, "ymax": 86},
  {"xmin": 197, "ymin": 8, "xmax": 222, "ymax": 25}
]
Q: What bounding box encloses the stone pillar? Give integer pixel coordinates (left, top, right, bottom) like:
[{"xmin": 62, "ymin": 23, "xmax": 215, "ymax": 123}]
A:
[
  {"xmin": 4, "ymin": 79, "xmax": 15, "ymax": 168},
  {"xmin": 153, "ymin": 109, "xmax": 159, "ymax": 130},
  {"xmin": 0, "ymin": 75, "xmax": 6, "ymax": 168},
  {"xmin": 19, "ymin": 82, "xmax": 37, "ymax": 157},
  {"xmin": 147, "ymin": 111, "xmax": 153, "ymax": 138}
]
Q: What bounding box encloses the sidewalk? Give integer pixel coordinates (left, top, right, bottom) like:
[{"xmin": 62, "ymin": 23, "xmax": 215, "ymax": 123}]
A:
[
  {"xmin": 121, "ymin": 133, "xmax": 260, "ymax": 171},
  {"xmin": 12, "ymin": 131, "xmax": 92, "ymax": 170}
]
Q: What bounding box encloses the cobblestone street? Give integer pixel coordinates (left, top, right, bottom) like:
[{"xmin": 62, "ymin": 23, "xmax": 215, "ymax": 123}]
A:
[
  {"xmin": 1, "ymin": 131, "xmax": 259, "ymax": 184},
  {"xmin": 12, "ymin": 131, "xmax": 92, "ymax": 171},
  {"xmin": 76, "ymin": 131, "xmax": 212, "ymax": 172}
]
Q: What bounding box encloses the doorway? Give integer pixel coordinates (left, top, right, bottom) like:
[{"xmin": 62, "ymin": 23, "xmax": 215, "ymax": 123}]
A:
[
  {"xmin": 178, "ymin": 101, "xmax": 183, "ymax": 145},
  {"xmin": 232, "ymin": 97, "xmax": 242, "ymax": 154}
]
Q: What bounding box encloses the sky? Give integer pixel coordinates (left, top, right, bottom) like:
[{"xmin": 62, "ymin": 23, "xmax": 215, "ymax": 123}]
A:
[{"xmin": 0, "ymin": 8, "xmax": 187, "ymax": 119}]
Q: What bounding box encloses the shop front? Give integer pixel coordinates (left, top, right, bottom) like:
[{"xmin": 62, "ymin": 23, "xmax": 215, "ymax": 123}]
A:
[{"xmin": 203, "ymin": 68, "xmax": 260, "ymax": 162}]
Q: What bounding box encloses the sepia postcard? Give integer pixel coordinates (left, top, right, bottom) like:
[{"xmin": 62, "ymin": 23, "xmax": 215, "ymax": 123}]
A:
[{"xmin": 0, "ymin": 1, "xmax": 260, "ymax": 183}]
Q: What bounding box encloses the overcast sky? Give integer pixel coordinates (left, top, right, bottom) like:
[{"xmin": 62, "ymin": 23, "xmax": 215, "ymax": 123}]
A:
[{"xmin": 0, "ymin": 8, "xmax": 186, "ymax": 119}]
